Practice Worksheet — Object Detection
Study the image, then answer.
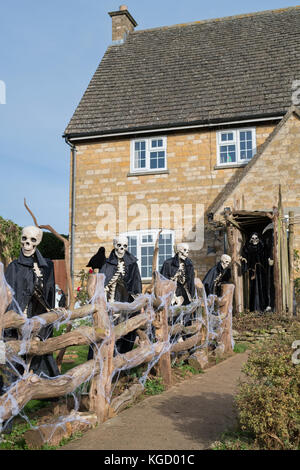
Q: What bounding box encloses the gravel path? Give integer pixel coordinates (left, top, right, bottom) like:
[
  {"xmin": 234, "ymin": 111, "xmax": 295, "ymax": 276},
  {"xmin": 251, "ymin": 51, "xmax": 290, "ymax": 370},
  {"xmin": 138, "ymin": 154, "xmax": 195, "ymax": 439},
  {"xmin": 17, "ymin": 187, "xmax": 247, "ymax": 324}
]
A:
[{"xmin": 61, "ymin": 352, "xmax": 248, "ymax": 450}]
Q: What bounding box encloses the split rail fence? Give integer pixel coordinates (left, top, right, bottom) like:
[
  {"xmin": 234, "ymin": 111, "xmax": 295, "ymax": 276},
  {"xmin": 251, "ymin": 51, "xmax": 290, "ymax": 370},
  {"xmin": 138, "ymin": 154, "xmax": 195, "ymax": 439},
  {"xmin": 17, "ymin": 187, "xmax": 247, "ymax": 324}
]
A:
[{"xmin": 0, "ymin": 268, "xmax": 234, "ymax": 446}]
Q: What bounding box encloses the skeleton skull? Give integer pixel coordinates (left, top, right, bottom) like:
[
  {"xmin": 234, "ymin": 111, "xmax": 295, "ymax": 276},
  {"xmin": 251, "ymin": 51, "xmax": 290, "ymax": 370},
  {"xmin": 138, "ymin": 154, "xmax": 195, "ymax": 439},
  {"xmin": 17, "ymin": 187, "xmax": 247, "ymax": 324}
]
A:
[
  {"xmin": 176, "ymin": 243, "xmax": 189, "ymax": 261},
  {"xmin": 113, "ymin": 235, "xmax": 128, "ymax": 259},
  {"xmin": 21, "ymin": 226, "xmax": 43, "ymax": 257},
  {"xmin": 250, "ymin": 233, "xmax": 260, "ymax": 246},
  {"xmin": 220, "ymin": 254, "xmax": 231, "ymax": 269}
]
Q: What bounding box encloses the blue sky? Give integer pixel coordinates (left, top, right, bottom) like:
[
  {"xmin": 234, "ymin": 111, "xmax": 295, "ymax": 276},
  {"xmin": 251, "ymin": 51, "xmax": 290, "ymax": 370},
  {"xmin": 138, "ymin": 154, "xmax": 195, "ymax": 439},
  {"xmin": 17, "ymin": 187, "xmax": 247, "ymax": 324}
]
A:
[{"xmin": 0, "ymin": 0, "xmax": 299, "ymax": 233}]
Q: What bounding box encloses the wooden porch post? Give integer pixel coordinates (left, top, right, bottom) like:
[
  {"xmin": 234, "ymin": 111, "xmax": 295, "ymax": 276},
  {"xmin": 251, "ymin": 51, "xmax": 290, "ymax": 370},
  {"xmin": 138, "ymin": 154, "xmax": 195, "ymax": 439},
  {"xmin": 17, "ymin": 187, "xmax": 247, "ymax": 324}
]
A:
[{"xmin": 288, "ymin": 211, "xmax": 295, "ymax": 317}]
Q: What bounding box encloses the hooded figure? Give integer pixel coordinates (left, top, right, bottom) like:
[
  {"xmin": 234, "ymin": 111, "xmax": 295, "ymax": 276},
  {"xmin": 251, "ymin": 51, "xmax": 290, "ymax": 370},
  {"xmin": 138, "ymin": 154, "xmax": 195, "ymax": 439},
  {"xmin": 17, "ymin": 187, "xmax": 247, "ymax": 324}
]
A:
[
  {"xmin": 5, "ymin": 248, "xmax": 60, "ymax": 378},
  {"xmin": 160, "ymin": 253, "xmax": 196, "ymax": 305},
  {"xmin": 99, "ymin": 248, "xmax": 142, "ymax": 354},
  {"xmin": 86, "ymin": 246, "xmax": 106, "ymax": 271},
  {"xmin": 242, "ymin": 232, "xmax": 268, "ymax": 312},
  {"xmin": 202, "ymin": 256, "xmax": 231, "ymax": 297}
]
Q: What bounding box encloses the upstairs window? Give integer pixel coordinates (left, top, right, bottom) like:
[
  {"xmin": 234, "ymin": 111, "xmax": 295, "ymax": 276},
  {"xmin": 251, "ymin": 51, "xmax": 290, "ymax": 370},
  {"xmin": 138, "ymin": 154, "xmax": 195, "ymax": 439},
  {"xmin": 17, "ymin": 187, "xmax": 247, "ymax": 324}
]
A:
[
  {"xmin": 217, "ymin": 128, "xmax": 256, "ymax": 166},
  {"xmin": 124, "ymin": 229, "xmax": 174, "ymax": 280},
  {"xmin": 130, "ymin": 137, "xmax": 167, "ymax": 173}
]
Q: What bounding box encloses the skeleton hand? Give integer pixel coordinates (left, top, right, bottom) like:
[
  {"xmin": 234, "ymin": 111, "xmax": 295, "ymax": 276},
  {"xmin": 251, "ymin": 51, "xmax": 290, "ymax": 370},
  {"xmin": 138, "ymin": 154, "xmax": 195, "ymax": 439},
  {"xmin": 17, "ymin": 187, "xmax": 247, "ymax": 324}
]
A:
[
  {"xmin": 268, "ymin": 258, "xmax": 274, "ymax": 266},
  {"xmin": 171, "ymin": 295, "xmax": 184, "ymax": 306},
  {"xmin": 239, "ymin": 256, "xmax": 247, "ymax": 263}
]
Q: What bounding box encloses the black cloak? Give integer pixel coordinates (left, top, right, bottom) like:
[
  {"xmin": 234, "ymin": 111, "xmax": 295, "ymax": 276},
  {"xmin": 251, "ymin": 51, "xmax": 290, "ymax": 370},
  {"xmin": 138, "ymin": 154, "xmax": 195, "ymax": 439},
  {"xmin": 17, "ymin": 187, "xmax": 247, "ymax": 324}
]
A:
[
  {"xmin": 4, "ymin": 249, "xmax": 60, "ymax": 378},
  {"xmin": 242, "ymin": 234, "xmax": 268, "ymax": 312},
  {"xmin": 160, "ymin": 254, "xmax": 196, "ymax": 304},
  {"xmin": 86, "ymin": 247, "xmax": 106, "ymax": 271},
  {"xmin": 100, "ymin": 250, "xmax": 142, "ymax": 301},
  {"xmin": 99, "ymin": 250, "xmax": 142, "ymax": 354},
  {"xmin": 202, "ymin": 261, "xmax": 231, "ymax": 297}
]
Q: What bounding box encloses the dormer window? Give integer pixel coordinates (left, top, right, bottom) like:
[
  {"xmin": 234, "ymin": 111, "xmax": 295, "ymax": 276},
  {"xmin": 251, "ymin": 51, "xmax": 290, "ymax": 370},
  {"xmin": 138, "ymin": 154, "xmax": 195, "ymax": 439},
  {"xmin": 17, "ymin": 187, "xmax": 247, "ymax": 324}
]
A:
[
  {"xmin": 216, "ymin": 128, "xmax": 256, "ymax": 167},
  {"xmin": 130, "ymin": 137, "xmax": 167, "ymax": 173}
]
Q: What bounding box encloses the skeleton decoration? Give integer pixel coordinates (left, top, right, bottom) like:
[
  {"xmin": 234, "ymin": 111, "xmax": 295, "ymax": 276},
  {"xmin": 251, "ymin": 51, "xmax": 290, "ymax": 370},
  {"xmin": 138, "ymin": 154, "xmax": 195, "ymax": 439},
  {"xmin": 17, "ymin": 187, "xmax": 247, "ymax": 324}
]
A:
[
  {"xmin": 4, "ymin": 227, "xmax": 60, "ymax": 382},
  {"xmin": 21, "ymin": 226, "xmax": 43, "ymax": 257},
  {"xmin": 220, "ymin": 254, "xmax": 231, "ymax": 270},
  {"xmin": 249, "ymin": 233, "xmax": 259, "ymax": 246},
  {"xmin": 161, "ymin": 243, "xmax": 195, "ymax": 308},
  {"xmin": 203, "ymin": 254, "xmax": 232, "ymax": 297},
  {"xmin": 20, "ymin": 227, "xmax": 44, "ymax": 315},
  {"xmin": 241, "ymin": 232, "xmax": 270, "ymax": 312},
  {"xmin": 177, "ymin": 243, "xmax": 189, "ymax": 261},
  {"xmin": 104, "ymin": 236, "xmax": 129, "ymax": 304},
  {"xmin": 113, "ymin": 235, "xmax": 128, "ymax": 259},
  {"xmin": 99, "ymin": 236, "xmax": 142, "ymax": 354}
]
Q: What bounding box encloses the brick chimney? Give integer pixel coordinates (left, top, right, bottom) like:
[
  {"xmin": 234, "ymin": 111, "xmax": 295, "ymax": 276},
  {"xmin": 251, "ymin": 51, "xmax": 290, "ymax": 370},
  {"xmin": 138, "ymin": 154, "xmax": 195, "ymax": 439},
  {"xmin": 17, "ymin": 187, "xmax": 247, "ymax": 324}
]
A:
[{"xmin": 108, "ymin": 5, "xmax": 137, "ymax": 44}]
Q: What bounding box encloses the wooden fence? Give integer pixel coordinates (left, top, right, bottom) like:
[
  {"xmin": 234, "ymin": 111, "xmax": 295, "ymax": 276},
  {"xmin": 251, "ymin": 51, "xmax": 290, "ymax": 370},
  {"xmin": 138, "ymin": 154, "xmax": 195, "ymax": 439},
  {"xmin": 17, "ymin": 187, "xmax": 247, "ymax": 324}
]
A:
[{"xmin": 0, "ymin": 269, "xmax": 234, "ymax": 447}]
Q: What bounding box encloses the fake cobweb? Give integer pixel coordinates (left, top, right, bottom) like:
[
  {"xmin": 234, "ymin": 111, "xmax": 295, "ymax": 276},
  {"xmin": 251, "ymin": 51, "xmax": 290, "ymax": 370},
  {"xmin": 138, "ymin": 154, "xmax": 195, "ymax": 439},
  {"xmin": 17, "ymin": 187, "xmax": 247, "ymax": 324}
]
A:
[{"xmin": 0, "ymin": 263, "xmax": 233, "ymax": 442}]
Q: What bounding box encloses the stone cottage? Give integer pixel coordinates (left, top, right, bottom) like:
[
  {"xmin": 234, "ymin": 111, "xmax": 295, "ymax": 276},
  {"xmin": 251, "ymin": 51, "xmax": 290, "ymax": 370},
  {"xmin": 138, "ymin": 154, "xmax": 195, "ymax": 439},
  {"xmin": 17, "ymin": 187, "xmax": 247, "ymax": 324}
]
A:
[{"xmin": 64, "ymin": 5, "xmax": 300, "ymax": 287}]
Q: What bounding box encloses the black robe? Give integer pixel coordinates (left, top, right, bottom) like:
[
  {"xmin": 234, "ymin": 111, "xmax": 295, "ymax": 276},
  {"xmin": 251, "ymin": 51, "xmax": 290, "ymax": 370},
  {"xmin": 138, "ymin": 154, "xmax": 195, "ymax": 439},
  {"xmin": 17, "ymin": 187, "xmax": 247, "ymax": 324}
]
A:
[
  {"xmin": 160, "ymin": 254, "xmax": 195, "ymax": 304},
  {"xmin": 202, "ymin": 261, "xmax": 231, "ymax": 297},
  {"xmin": 4, "ymin": 249, "xmax": 60, "ymax": 378},
  {"xmin": 242, "ymin": 239, "xmax": 268, "ymax": 312},
  {"xmin": 99, "ymin": 250, "xmax": 142, "ymax": 354}
]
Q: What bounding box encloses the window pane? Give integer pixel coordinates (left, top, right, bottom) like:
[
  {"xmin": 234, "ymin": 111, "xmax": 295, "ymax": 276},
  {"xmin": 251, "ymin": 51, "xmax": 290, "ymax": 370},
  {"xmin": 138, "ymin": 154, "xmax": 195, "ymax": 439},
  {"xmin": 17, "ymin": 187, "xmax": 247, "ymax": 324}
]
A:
[
  {"xmin": 158, "ymin": 233, "xmax": 173, "ymax": 270},
  {"xmin": 150, "ymin": 151, "xmax": 165, "ymax": 169},
  {"xmin": 141, "ymin": 245, "xmax": 154, "ymax": 278},
  {"xmin": 220, "ymin": 145, "xmax": 236, "ymax": 163},
  {"xmin": 135, "ymin": 148, "xmax": 146, "ymax": 169},
  {"xmin": 142, "ymin": 234, "xmax": 153, "ymax": 243},
  {"xmin": 239, "ymin": 130, "xmax": 253, "ymax": 160},
  {"xmin": 127, "ymin": 236, "xmax": 137, "ymax": 258}
]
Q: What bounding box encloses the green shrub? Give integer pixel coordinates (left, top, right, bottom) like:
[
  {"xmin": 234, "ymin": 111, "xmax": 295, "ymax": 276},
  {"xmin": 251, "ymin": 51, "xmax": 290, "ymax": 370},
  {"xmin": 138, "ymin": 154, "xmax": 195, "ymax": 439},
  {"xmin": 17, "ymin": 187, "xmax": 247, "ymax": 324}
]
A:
[{"xmin": 235, "ymin": 326, "xmax": 300, "ymax": 449}]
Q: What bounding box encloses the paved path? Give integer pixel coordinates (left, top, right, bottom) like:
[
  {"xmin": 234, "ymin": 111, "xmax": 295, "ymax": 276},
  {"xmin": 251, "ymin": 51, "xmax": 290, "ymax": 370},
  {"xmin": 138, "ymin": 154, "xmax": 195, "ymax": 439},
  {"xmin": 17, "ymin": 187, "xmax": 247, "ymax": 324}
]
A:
[{"xmin": 61, "ymin": 352, "xmax": 248, "ymax": 450}]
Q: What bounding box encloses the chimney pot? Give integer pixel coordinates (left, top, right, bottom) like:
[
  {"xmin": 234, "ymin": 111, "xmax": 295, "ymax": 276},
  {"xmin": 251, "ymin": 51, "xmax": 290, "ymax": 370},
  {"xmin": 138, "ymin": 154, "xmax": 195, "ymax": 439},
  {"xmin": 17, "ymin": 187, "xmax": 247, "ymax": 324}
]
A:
[{"xmin": 119, "ymin": 5, "xmax": 128, "ymax": 11}]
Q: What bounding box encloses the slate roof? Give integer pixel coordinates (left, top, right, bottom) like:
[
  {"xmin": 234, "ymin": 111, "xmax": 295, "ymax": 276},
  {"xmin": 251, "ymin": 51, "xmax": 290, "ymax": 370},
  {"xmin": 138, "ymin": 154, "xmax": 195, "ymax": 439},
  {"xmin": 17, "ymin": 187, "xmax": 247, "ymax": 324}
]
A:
[{"xmin": 64, "ymin": 6, "xmax": 300, "ymax": 138}]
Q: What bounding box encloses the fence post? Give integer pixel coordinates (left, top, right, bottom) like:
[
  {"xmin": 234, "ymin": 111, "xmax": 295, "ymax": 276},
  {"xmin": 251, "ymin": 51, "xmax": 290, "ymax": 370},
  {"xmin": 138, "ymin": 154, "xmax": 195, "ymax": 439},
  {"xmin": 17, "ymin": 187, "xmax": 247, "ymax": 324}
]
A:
[
  {"xmin": 88, "ymin": 274, "xmax": 115, "ymax": 423},
  {"xmin": 219, "ymin": 284, "xmax": 235, "ymax": 354},
  {"xmin": 157, "ymin": 305, "xmax": 172, "ymax": 389}
]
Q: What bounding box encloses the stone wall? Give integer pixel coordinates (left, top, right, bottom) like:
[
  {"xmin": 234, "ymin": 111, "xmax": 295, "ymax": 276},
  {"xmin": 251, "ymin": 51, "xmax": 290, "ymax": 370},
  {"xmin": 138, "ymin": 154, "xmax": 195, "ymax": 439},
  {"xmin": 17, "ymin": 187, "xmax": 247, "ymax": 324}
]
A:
[
  {"xmin": 70, "ymin": 123, "xmax": 275, "ymax": 285},
  {"xmin": 216, "ymin": 112, "xmax": 300, "ymax": 252}
]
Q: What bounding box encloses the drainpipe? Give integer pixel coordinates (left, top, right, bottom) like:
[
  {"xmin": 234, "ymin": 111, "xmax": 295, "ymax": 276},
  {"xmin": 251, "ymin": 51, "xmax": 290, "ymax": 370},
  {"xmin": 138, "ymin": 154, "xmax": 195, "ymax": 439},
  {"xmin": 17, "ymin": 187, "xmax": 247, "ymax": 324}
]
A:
[{"xmin": 65, "ymin": 136, "xmax": 76, "ymax": 286}]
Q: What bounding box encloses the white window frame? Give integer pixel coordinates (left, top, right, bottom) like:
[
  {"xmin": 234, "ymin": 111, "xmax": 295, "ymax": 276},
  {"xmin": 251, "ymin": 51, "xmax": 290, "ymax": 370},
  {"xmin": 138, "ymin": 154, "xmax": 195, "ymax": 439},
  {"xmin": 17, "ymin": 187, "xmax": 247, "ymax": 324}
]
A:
[
  {"xmin": 216, "ymin": 128, "xmax": 256, "ymax": 167},
  {"xmin": 122, "ymin": 229, "xmax": 174, "ymax": 281},
  {"xmin": 130, "ymin": 136, "xmax": 167, "ymax": 173}
]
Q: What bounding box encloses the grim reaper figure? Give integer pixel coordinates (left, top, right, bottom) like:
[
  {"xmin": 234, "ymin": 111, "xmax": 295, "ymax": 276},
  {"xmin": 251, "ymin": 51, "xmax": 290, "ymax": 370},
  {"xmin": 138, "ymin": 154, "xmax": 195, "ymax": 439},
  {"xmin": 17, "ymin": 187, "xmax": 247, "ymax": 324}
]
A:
[
  {"xmin": 99, "ymin": 236, "xmax": 142, "ymax": 354},
  {"xmin": 241, "ymin": 232, "xmax": 268, "ymax": 312},
  {"xmin": 202, "ymin": 254, "xmax": 232, "ymax": 297},
  {"xmin": 4, "ymin": 226, "xmax": 60, "ymax": 378},
  {"xmin": 160, "ymin": 243, "xmax": 196, "ymax": 306}
]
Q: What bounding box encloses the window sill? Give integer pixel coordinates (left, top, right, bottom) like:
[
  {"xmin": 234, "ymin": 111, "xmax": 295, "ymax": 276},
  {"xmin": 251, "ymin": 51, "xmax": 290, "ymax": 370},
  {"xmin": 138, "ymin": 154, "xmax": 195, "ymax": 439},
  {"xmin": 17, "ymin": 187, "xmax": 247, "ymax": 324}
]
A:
[
  {"xmin": 127, "ymin": 170, "xmax": 169, "ymax": 177},
  {"xmin": 214, "ymin": 162, "xmax": 249, "ymax": 170}
]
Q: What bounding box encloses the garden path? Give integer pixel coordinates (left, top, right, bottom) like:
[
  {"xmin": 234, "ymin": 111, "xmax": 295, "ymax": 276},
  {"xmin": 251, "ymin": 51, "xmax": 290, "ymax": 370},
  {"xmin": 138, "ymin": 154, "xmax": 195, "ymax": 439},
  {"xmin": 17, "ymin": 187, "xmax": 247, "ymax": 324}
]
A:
[{"xmin": 61, "ymin": 351, "xmax": 249, "ymax": 450}]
